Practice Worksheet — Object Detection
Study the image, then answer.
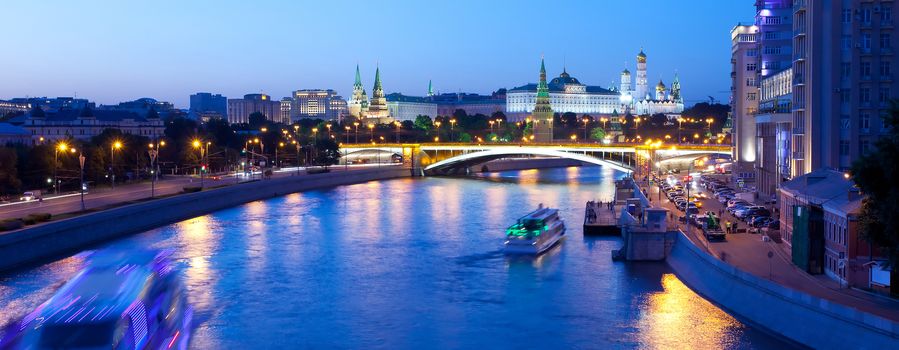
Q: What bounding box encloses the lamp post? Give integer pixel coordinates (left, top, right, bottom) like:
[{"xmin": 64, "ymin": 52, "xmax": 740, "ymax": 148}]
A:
[
  {"xmin": 345, "ymin": 126, "xmax": 351, "ymax": 143},
  {"xmin": 450, "ymin": 119, "xmax": 457, "ymax": 142},
  {"xmin": 326, "ymin": 123, "xmax": 332, "ymax": 139},
  {"xmin": 192, "ymin": 139, "xmax": 206, "ymax": 188},
  {"xmin": 312, "ymin": 127, "xmax": 319, "ymax": 141},
  {"xmin": 78, "ymin": 152, "xmax": 85, "ymax": 210},
  {"xmin": 148, "ymin": 143, "xmax": 158, "ymax": 198},
  {"xmin": 570, "ymin": 134, "xmax": 577, "ymax": 143},
  {"xmin": 435, "ymin": 120, "xmax": 442, "ymax": 140},
  {"xmin": 367, "ymin": 123, "xmax": 374, "ymax": 143},
  {"xmin": 54, "ymin": 142, "xmax": 69, "ymax": 195},
  {"xmin": 394, "ymin": 121, "xmax": 401, "ymax": 143},
  {"xmin": 353, "ymin": 122, "xmax": 360, "ymax": 143},
  {"xmin": 110, "ymin": 141, "xmax": 122, "ymax": 189},
  {"xmin": 582, "ymin": 118, "xmax": 589, "ymax": 142}
]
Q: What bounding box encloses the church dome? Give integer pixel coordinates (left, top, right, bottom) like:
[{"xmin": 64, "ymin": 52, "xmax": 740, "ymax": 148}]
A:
[
  {"xmin": 656, "ymin": 79, "xmax": 666, "ymax": 91},
  {"xmin": 550, "ymin": 70, "xmax": 581, "ymax": 85},
  {"xmin": 637, "ymin": 49, "xmax": 647, "ymax": 63},
  {"xmin": 621, "ymin": 68, "xmax": 630, "ymax": 75}
]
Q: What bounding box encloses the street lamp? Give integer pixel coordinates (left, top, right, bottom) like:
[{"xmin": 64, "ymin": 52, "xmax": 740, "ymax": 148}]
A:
[
  {"xmin": 53, "ymin": 142, "xmax": 69, "ymax": 195},
  {"xmin": 345, "ymin": 126, "xmax": 351, "ymax": 143},
  {"xmin": 78, "ymin": 151, "xmax": 85, "ymax": 210},
  {"xmin": 353, "ymin": 122, "xmax": 360, "ymax": 143},
  {"xmin": 394, "ymin": 121, "xmax": 402, "ymax": 143},
  {"xmin": 110, "ymin": 141, "xmax": 122, "ymax": 189},
  {"xmin": 570, "ymin": 134, "xmax": 577, "ymax": 143},
  {"xmin": 582, "ymin": 117, "xmax": 589, "ymax": 141},
  {"xmin": 192, "ymin": 139, "xmax": 207, "ymax": 188},
  {"xmin": 312, "ymin": 127, "xmax": 319, "ymax": 141},
  {"xmin": 600, "ymin": 117, "xmax": 608, "ymax": 131},
  {"xmin": 450, "ymin": 119, "xmax": 457, "ymax": 142},
  {"xmin": 326, "ymin": 123, "xmax": 332, "ymax": 139}
]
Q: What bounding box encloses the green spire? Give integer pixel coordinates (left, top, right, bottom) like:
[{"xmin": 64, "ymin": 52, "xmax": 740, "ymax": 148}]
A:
[
  {"xmin": 537, "ymin": 56, "xmax": 549, "ymax": 98},
  {"xmin": 428, "ymin": 79, "xmax": 433, "ymax": 96},
  {"xmin": 373, "ymin": 66, "xmax": 382, "ymax": 91},
  {"xmin": 354, "ymin": 64, "xmax": 362, "ymax": 87}
]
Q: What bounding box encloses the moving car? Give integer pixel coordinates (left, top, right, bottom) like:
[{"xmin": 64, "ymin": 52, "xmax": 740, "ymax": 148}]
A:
[{"xmin": 19, "ymin": 191, "xmax": 41, "ymax": 202}]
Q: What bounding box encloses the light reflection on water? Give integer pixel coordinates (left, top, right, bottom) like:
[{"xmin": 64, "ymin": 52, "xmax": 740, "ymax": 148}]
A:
[{"xmin": 0, "ymin": 166, "xmax": 793, "ymax": 349}]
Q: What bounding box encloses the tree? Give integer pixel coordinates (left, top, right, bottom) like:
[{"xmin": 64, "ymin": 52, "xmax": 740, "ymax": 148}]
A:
[
  {"xmin": 313, "ymin": 138, "xmax": 341, "ymax": 166},
  {"xmin": 248, "ymin": 112, "xmax": 267, "ymax": 129},
  {"xmin": 0, "ymin": 148, "xmax": 22, "ymax": 195},
  {"xmin": 458, "ymin": 132, "xmax": 473, "ymax": 143},
  {"xmin": 850, "ymin": 101, "xmax": 899, "ymax": 296},
  {"xmin": 590, "ymin": 127, "xmax": 606, "ymax": 141},
  {"xmin": 413, "ymin": 115, "xmax": 433, "ymax": 131}
]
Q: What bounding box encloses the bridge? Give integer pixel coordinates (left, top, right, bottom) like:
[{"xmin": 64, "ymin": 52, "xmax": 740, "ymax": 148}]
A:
[{"xmin": 340, "ymin": 142, "xmax": 732, "ymax": 176}]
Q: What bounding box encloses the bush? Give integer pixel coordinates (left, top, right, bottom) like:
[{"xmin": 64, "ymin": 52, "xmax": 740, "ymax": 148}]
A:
[
  {"xmin": 24, "ymin": 213, "xmax": 51, "ymax": 223},
  {"xmin": 0, "ymin": 219, "xmax": 23, "ymax": 231},
  {"xmin": 182, "ymin": 186, "xmax": 202, "ymax": 193}
]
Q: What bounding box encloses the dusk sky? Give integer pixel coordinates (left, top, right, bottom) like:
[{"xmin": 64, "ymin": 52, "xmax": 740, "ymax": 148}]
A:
[{"xmin": 1, "ymin": 0, "xmax": 752, "ymax": 108}]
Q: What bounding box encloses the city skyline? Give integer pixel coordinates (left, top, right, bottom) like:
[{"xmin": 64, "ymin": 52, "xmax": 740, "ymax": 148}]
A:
[{"xmin": 0, "ymin": 0, "xmax": 751, "ymax": 108}]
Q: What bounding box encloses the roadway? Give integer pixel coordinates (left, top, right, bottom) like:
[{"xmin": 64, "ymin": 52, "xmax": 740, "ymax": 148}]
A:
[
  {"xmin": 0, "ymin": 164, "xmax": 401, "ymax": 221},
  {"xmin": 647, "ymin": 175, "xmax": 899, "ymax": 322}
]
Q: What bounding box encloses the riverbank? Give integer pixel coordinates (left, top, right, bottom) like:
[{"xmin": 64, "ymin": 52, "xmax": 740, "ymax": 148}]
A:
[
  {"xmin": 0, "ymin": 167, "xmax": 410, "ymax": 272},
  {"xmin": 667, "ymin": 231, "xmax": 899, "ymax": 348}
]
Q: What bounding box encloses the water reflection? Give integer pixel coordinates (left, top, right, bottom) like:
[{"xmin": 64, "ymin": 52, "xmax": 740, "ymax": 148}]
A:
[{"xmin": 0, "ymin": 167, "xmax": 793, "ymax": 349}]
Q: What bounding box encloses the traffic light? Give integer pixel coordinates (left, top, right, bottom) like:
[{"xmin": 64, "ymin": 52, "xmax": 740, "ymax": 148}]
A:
[{"xmin": 201, "ymin": 164, "xmax": 207, "ymax": 172}]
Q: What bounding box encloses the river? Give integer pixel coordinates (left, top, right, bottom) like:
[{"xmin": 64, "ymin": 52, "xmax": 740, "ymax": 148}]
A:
[{"xmin": 0, "ymin": 166, "xmax": 794, "ymax": 349}]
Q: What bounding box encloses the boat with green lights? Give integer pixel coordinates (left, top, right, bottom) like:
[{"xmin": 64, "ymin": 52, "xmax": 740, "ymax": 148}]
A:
[{"xmin": 504, "ymin": 204, "xmax": 566, "ymax": 254}]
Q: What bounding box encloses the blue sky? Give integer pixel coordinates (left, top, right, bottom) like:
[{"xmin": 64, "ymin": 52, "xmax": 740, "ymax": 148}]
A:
[{"xmin": 0, "ymin": 0, "xmax": 753, "ymax": 108}]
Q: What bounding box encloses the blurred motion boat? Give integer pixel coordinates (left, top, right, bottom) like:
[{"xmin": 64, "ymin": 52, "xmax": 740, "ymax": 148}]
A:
[
  {"xmin": 504, "ymin": 204, "xmax": 566, "ymax": 254},
  {"xmin": 0, "ymin": 250, "xmax": 192, "ymax": 350}
]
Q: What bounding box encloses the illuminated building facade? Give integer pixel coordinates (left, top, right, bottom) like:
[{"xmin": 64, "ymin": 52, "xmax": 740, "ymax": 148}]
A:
[{"xmin": 227, "ymin": 94, "xmax": 280, "ymax": 124}]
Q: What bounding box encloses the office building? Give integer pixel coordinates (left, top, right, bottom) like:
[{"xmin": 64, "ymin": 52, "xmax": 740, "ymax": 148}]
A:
[
  {"xmin": 189, "ymin": 92, "xmax": 227, "ymax": 121},
  {"xmin": 227, "ymin": 94, "xmax": 280, "ymax": 124},
  {"xmin": 386, "ymin": 93, "xmax": 437, "ymax": 122}
]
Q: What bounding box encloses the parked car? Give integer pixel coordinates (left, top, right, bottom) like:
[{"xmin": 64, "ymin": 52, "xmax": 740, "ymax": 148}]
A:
[
  {"xmin": 765, "ymin": 220, "xmax": 780, "ymax": 230},
  {"xmin": 750, "ymin": 216, "xmax": 775, "ymax": 228},
  {"xmin": 735, "ymin": 206, "xmax": 766, "ymax": 219}
]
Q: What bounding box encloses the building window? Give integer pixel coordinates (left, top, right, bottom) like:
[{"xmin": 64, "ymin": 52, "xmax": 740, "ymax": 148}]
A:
[
  {"xmin": 862, "ymin": 32, "xmax": 872, "ymax": 49},
  {"xmin": 881, "ymin": 33, "xmax": 892, "ymax": 49},
  {"xmin": 842, "ymin": 62, "xmax": 851, "ymax": 78},
  {"xmin": 747, "ymin": 92, "xmax": 757, "ymax": 101},
  {"xmin": 764, "ymin": 46, "xmax": 782, "ymax": 54},
  {"xmin": 842, "ymin": 35, "xmax": 852, "ymax": 50},
  {"xmin": 861, "ymin": 61, "xmax": 872, "ymax": 78},
  {"xmin": 860, "ymin": 112, "xmax": 871, "ymax": 130},
  {"xmin": 861, "ymin": 140, "xmax": 871, "ymax": 154},
  {"xmin": 841, "ymin": 116, "xmax": 850, "ymax": 130},
  {"xmin": 764, "ymin": 16, "xmax": 781, "ymax": 25},
  {"xmin": 880, "ymin": 87, "xmax": 891, "ymax": 103},
  {"xmin": 880, "ymin": 61, "xmax": 892, "ymax": 77},
  {"xmin": 747, "ymin": 63, "xmax": 757, "ymax": 71},
  {"xmin": 863, "ymin": 8, "xmax": 872, "ymax": 23},
  {"xmin": 840, "ymin": 140, "xmax": 850, "ymax": 155},
  {"xmin": 747, "ymin": 49, "xmax": 758, "ymax": 57},
  {"xmin": 860, "ymin": 87, "xmax": 871, "ymax": 103},
  {"xmin": 746, "ymin": 78, "xmax": 756, "ymax": 87},
  {"xmin": 843, "ymin": 8, "xmax": 853, "ymax": 23},
  {"xmin": 884, "ymin": 6, "xmax": 893, "ymax": 23}
]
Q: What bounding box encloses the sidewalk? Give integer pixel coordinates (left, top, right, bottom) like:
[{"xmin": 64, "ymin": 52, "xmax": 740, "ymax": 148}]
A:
[{"xmin": 649, "ymin": 178, "xmax": 899, "ymax": 322}]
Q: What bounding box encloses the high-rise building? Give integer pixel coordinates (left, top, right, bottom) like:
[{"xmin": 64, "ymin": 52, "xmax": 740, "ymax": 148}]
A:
[
  {"xmin": 532, "ymin": 57, "xmax": 554, "ymax": 142},
  {"xmin": 791, "ymin": 1, "xmax": 899, "ymax": 175},
  {"xmin": 752, "ymin": 0, "xmax": 795, "ymax": 200},
  {"xmin": 731, "ymin": 24, "xmax": 760, "ymax": 180},
  {"xmin": 286, "ymin": 89, "xmax": 348, "ymax": 122},
  {"xmin": 227, "ymin": 94, "xmax": 280, "ymax": 124},
  {"xmin": 189, "ymin": 92, "xmax": 227, "ymax": 121}
]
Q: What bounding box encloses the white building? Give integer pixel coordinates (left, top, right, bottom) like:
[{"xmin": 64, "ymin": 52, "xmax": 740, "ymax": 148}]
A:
[
  {"xmin": 20, "ymin": 109, "xmax": 164, "ymax": 142},
  {"xmin": 386, "ymin": 93, "xmax": 437, "ymax": 122},
  {"xmin": 506, "ymin": 69, "xmax": 621, "ymax": 119},
  {"xmin": 507, "ymin": 49, "xmax": 684, "ymax": 120}
]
